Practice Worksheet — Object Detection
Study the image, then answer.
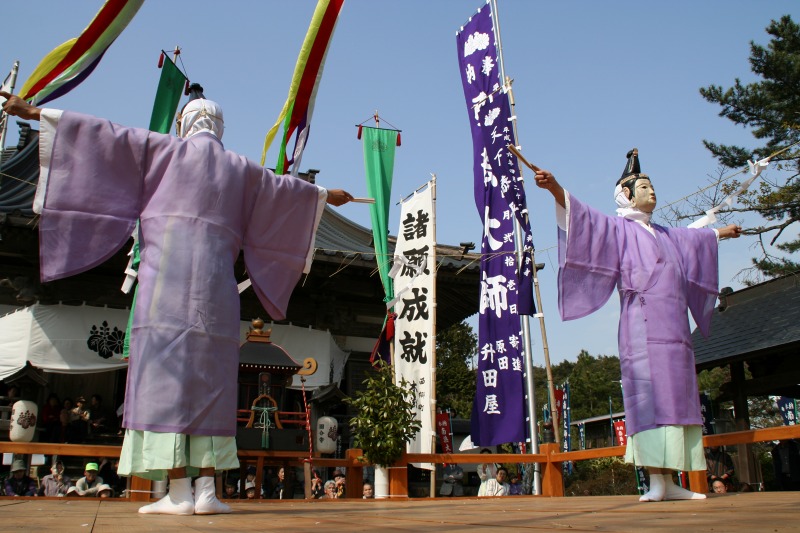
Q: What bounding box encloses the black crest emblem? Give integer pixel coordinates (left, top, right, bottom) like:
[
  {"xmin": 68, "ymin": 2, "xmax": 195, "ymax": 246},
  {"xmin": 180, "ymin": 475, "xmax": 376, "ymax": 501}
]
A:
[{"xmin": 87, "ymin": 321, "xmax": 126, "ymax": 359}]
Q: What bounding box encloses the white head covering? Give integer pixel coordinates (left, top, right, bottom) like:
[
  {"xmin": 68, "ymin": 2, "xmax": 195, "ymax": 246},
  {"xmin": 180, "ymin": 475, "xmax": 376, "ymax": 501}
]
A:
[
  {"xmin": 178, "ymin": 98, "xmax": 224, "ymax": 140},
  {"xmin": 614, "ymin": 180, "xmax": 652, "ymax": 225}
]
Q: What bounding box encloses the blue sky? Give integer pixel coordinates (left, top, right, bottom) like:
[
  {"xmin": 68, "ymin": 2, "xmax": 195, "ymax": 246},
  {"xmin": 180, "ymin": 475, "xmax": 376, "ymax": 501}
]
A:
[{"xmin": 3, "ymin": 1, "xmax": 797, "ymax": 364}]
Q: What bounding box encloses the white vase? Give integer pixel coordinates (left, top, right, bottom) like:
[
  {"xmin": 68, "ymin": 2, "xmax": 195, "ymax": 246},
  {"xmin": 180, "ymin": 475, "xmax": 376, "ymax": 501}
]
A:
[
  {"xmin": 9, "ymin": 400, "xmax": 37, "ymax": 442},
  {"xmin": 374, "ymin": 465, "xmax": 389, "ymax": 499}
]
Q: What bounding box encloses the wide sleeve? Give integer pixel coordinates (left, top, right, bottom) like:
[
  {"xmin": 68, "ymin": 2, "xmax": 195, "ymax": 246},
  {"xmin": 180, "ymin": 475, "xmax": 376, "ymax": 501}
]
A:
[
  {"xmin": 557, "ymin": 192, "xmax": 621, "ymax": 320},
  {"xmin": 243, "ymin": 170, "xmax": 325, "ymax": 320},
  {"xmin": 664, "ymin": 226, "xmax": 719, "ymax": 336},
  {"xmin": 37, "ymin": 111, "xmax": 152, "ymax": 282}
]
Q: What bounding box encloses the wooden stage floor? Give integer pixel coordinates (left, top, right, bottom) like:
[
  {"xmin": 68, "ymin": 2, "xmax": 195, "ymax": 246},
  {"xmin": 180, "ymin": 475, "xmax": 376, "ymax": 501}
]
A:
[{"xmin": 1, "ymin": 492, "xmax": 796, "ymax": 532}]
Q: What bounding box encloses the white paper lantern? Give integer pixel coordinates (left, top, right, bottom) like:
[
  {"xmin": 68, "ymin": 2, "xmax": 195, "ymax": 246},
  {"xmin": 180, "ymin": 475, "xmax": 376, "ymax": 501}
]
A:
[
  {"xmin": 9, "ymin": 400, "xmax": 38, "ymax": 442},
  {"xmin": 316, "ymin": 416, "xmax": 338, "ymax": 454}
]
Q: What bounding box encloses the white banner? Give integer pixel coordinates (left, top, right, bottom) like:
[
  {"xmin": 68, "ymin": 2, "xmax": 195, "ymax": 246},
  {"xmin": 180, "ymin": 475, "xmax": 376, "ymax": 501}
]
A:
[{"xmin": 391, "ymin": 182, "xmax": 435, "ymax": 468}]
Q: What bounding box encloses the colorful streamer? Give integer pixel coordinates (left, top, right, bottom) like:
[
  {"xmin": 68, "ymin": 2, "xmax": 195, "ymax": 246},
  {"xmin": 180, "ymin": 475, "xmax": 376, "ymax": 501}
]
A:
[
  {"xmin": 19, "ymin": 0, "xmax": 144, "ymax": 105},
  {"xmin": 261, "ymin": 0, "xmax": 344, "ymax": 174}
]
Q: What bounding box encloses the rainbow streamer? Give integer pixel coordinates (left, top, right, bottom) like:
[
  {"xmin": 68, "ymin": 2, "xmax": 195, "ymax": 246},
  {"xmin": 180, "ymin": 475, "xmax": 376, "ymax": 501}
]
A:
[
  {"xmin": 261, "ymin": 0, "xmax": 344, "ymax": 174},
  {"xmin": 19, "ymin": 0, "xmax": 144, "ymax": 105}
]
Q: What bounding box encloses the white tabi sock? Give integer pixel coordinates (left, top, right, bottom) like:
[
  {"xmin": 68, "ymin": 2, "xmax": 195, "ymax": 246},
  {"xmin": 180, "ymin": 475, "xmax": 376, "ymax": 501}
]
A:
[
  {"xmin": 138, "ymin": 477, "xmax": 195, "ymax": 515},
  {"xmin": 639, "ymin": 473, "xmax": 666, "ymax": 502},
  {"xmin": 194, "ymin": 476, "xmax": 232, "ymax": 515},
  {"xmin": 663, "ymin": 474, "xmax": 707, "ymax": 500}
]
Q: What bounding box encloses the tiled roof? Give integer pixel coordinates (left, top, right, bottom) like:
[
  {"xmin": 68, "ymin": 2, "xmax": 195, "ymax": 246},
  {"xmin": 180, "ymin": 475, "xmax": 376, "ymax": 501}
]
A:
[{"xmin": 692, "ymin": 275, "xmax": 800, "ymax": 369}]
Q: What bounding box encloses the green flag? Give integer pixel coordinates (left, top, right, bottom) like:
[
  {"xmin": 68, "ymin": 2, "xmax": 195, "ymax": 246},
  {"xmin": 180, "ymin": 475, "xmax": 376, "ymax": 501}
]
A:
[
  {"xmin": 124, "ymin": 54, "xmax": 186, "ymax": 358},
  {"xmin": 148, "ymin": 54, "xmax": 185, "ymax": 134},
  {"xmin": 362, "ymin": 127, "xmax": 398, "ymax": 304}
]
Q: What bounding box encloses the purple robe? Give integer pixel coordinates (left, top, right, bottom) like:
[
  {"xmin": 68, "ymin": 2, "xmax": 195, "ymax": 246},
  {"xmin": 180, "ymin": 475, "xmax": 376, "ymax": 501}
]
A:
[
  {"xmin": 558, "ymin": 194, "xmax": 719, "ymax": 436},
  {"xmin": 38, "ymin": 111, "xmax": 323, "ymax": 436}
]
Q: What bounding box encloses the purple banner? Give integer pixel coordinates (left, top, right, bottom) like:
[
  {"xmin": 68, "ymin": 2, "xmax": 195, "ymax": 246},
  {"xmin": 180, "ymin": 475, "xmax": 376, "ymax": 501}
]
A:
[
  {"xmin": 777, "ymin": 397, "xmax": 797, "ymax": 426},
  {"xmin": 457, "ymin": 3, "xmax": 534, "ymax": 446}
]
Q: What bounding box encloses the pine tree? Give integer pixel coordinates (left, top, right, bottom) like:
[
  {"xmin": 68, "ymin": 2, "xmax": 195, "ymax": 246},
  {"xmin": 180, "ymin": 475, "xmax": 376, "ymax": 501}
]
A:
[{"xmin": 699, "ymin": 15, "xmax": 800, "ymax": 279}]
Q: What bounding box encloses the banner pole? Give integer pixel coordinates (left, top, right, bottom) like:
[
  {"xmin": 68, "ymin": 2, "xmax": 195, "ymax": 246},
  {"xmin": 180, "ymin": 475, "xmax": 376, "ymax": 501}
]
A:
[{"xmin": 0, "ymin": 61, "xmax": 20, "ymax": 151}]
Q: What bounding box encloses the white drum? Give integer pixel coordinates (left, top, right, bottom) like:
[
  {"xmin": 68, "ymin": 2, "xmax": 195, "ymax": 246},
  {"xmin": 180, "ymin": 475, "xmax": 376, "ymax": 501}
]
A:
[
  {"xmin": 316, "ymin": 416, "xmax": 338, "ymax": 454},
  {"xmin": 9, "ymin": 400, "xmax": 38, "ymax": 442}
]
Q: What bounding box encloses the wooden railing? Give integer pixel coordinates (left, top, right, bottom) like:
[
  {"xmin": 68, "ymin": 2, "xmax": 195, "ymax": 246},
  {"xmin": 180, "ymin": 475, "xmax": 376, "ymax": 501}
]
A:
[{"xmin": 1, "ymin": 424, "xmax": 798, "ymax": 500}]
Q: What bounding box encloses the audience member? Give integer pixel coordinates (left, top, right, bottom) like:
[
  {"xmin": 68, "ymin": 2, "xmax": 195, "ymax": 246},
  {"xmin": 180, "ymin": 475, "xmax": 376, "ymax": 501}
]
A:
[
  {"xmin": 40, "ymin": 393, "xmax": 61, "ymax": 443},
  {"xmin": 480, "ymin": 467, "xmax": 510, "ymax": 497},
  {"xmin": 711, "ymin": 479, "xmax": 727, "ymax": 494},
  {"xmin": 59, "ymin": 398, "xmax": 73, "ymax": 442},
  {"xmin": 439, "ymin": 463, "xmax": 464, "ymax": 497},
  {"xmin": 89, "ymin": 394, "xmax": 110, "ymax": 434},
  {"xmin": 245, "ymin": 481, "xmax": 257, "ymax": 500},
  {"xmin": 362, "ymin": 482, "xmax": 374, "ymax": 499},
  {"xmin": 75, "ymin": 462, "xmax": 104, "ymax": 496},
  {"xmin": 97, "ymin": 484, "xmax": 115, "ymax": 498},
  {"xmin": 2, "ymin": 385, "xmax": 19, "ymax": 406},
  {"xmin": 333, "ymin": 469, "xmax": 346, "ymax": 498},
  {"xmin": 310, "ymin": 469, "xmax": 324, "ymax": 499},
  {"xmin": 68, "ymin": 396, "xmax": 91, "ymax": 443},
  {"xmin": 223, "ymin": 481, "xmax": 239, "ymax": 499},
  {"xmin": 98, "ymin": 457, "xmax": 124, "ymax": 496},
  {"xmin": 772, "ymin": 439, "xmax": 800, "ymax": 491},
  {"xmin": 705, "ymin": 446, "xmax": 735, "ymax": 492},
  {"xmin": 323, "ymin": 479, "xmax": 338, "ymax": 499},
  {"xmin": 38, "ymin": 460, "xmax": 71, "ymax": 496},
  {"xmin": 477, "ymin": 449, "xmax": 498, "ymax": 497},
  {"xmin": 5, "ymin": 460, "xmax": 37, "ymax": 496},
  {"xmin": 508, "ymin": 472, "xmax": 523, "ymax": 495},
  {"xmin": 270, "ymin": 467, "xmax": 286, "ymax": 499}
]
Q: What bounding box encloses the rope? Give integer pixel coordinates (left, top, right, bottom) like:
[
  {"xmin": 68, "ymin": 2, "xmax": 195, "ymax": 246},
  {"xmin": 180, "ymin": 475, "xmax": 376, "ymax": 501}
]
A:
[
  {"xmin": 252, "ymin": 404, "xmax": 277, "ymax": 449},
  {"xmin": 300, "ymin": 376, "xmax": 314, "ymax": 470}
]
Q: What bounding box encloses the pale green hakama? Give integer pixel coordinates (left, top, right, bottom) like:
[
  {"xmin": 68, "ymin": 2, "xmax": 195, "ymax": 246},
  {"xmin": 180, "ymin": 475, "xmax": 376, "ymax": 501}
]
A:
[{"xmin": 624, "ymin": 425, "xmax": 706, "ymax": 471}]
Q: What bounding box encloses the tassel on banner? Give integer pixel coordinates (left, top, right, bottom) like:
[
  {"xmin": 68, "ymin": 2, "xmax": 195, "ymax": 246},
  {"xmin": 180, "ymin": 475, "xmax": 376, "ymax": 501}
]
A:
[
  {"xmin": 396, "ymin": 132, "xmax": 401, "ymax": 146},
  {"xmin": 357, "ymin": 124, "xmax": 362, "ymax": 139},
  {"xmin": 157, "ymin": 52, "xmax": 164, "ymax": 68}
]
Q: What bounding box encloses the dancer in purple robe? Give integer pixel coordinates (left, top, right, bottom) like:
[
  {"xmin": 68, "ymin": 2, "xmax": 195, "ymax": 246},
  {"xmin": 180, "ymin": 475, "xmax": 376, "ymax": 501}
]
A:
[
  {"xmin": 1, "ymin": 91, "xmax": 352, "ymax": 514},
  {"xmin": 532, "ymin": 148, "xmax": 741, "ymax": 502}
]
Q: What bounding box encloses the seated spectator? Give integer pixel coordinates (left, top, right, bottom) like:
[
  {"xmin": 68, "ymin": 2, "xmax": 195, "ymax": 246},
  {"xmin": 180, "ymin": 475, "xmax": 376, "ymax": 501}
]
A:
[
  {"xmin": 40, "ymin": 393, "xmax": 61, "ymax": 443},
  {"xmin": 477, "ymin": 449, "xmax": 498, "ymax": 496},
  {"xmin": 508, "ymin": 472, "xmax": 523, "ymax": 495},
  {"xmin": 244, "ymin": 481, "xmax": 257, "ymax": 500},
  {"xmin": 89, "ymin": 394, "xmax": 110, "ymax": 434},
  {"xmin": 2, "ymin": 385, "xmax": 20, "ymax": 407},
  {"xmin": 67, "ymin": 397, "xmax": 91, "ymax": 443},
  {"xmin": 74, "ymin": 462, "xmax": 104, "ymax": 496},
  {"xmin": 59, "ymin": 398, "xmax": 73, "ymax": 443},
  {"xmin": 480, "ymin": 466, "xmax": 510, "ymax": 497},
  {"xmin": 270, "ymin": 467, "xmax": 286, "ymax": 499},
  {"xmin": 97, "ymin": 457, "xmax": 123, "ymax": 496},
  {"xmin": 706, "ymin": 446, "xmax": 735, "ymax": 492},
  {"xmin": 5, "ymin": 460, "xmax": 37, "ymax": 496},
  {"xmin": 362, "ymin": 482, "xmax": 374, "ymax": 499},
  {"xmin": 323, "ymin": 479, "xmax": 338, "ymax": 499},
  {"xmin": 223, "ymin": 481, "xmax": 239, "ymax": 499},
  {"xmin": 439, "ymin": 463, "xmax": 464, "ymax": 497},
  {"xmin": 310, "ymin": 469, "xmax": 324, "ymax": 499},
  {"xmin": 96, "ymin": 484, "xmax": 114, "ymax": 498},
  {"xmin": 38, "ymin": 460, "xmax": 72, "ymax": 497},
  {"xmin": 711, "ymin": 479, "xmax": 727, "ymax": 494},
  {"xmin": 772, "ymin": 439, "xmax": 800, "ymax": 491},
  {"xmin": 333, "ymin": 469, "xmax": 346, "ymax": 498}
]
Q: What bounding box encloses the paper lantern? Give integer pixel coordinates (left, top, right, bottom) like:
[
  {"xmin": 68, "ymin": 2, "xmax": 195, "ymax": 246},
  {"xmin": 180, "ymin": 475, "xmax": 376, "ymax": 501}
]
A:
[
  {"xmin": 316, "ymin": 416, "xmax": 338, "ymax": 454},
  {"xmin": 9, "ymin": 400, "xmax": 38, "ymax": 442}
]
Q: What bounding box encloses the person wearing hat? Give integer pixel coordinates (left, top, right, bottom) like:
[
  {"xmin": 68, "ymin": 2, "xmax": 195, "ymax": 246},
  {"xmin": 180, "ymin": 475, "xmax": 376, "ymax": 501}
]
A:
[
  {"xmin": 96, "ymin": 484, "xmax": 115, "ymax": 498},
  {"xmin": 0, "ymin": 84, "xmax": 352, "ymax": 516},
  {"xmin": 332, "ymin": 469, "xmax": 346, "ymax": 498},
  {"xmin": 38, "ymin": 460, "xmax": 72, "ymax": 497},
  {"xmin": 244, "ymin": 481, "xmax": 258, "ymax": 500},
  {"xmin": 75, "ymin": 462, "xmax": 104, "ymax": 497},
  {"xmin": 5, "ymin": 459, "xmax": 37, "ymax": 496},
  {"xmin": 533, "ymin": 149, "xmax": 741, "ymax": 502}
]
